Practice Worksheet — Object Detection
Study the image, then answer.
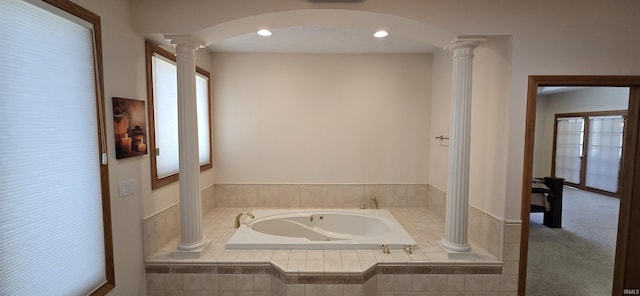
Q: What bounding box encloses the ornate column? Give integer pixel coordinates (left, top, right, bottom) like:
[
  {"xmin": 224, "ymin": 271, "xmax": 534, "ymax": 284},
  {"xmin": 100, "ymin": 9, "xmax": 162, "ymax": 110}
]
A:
[
  {"xmin": 441, "ymin": 37, "xmax": 484, "ymax": 252},
  {"xmin": 165, "ymin": 35, "xmax": 208, "ymax": 255}
]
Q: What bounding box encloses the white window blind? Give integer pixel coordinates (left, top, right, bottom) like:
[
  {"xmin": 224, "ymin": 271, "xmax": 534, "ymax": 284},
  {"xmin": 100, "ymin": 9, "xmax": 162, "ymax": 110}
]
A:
[
  {"xmin": 555, "ymin": 117, "xmax": 584, "ymax": 184},
  {"xmin": 196, "ymin": 73, "xmax": 211, "ymax": 165},
  {"xmin": 586, "ymin": 116, "xmax": 624, "ymax": 193},
  {"xmin": 0, "ymin": 1, "xmax": 106, "ymax": 295},
  {"xmin": 152, "ymin": 54, "xmax": 210, "ymax": 179}
]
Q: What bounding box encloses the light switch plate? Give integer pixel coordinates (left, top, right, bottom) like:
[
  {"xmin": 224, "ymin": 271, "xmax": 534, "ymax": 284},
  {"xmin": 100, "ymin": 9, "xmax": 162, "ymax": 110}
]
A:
[{"xmin": 118, "ymin": 179, "xmax": 135, "ymax": 198}]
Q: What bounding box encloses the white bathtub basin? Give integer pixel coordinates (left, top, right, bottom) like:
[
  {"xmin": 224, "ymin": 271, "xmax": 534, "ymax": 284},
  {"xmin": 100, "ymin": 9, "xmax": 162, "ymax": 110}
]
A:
[{"xmin": 225, "ymin": 209, "xmax": 416, "ymax": 250}]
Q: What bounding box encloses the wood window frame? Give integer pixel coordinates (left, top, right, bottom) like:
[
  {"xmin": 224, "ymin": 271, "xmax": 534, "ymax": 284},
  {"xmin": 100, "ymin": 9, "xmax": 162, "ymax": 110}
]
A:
[
  {"xmin": 145, "ymin": 40, "xmax": 213, "ymax": 189},
  {"xmin": 520, "ymin": 76, "xmax": 640, "ymax": 296}
]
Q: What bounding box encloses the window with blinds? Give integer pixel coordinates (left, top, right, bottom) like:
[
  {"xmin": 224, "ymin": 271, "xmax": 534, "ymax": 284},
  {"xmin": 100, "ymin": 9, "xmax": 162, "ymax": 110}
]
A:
[
  {"xmin": 145, "ymin": 41, "xmax": 212, "ymax": 189},
  {"xmin": 554, "ymin": 117, "xmax": 585, "ymax": 184},
  {"xmin": 0, "ymin": 0, "xmax": 114, "ymax": 295},
  {"xmin": 553, "ymin": 112, "xmax": 626, "ymax": 195}
]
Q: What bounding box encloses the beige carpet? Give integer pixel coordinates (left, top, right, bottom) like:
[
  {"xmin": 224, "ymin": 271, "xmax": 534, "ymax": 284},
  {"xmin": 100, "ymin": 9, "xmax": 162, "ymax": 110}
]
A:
[{"xmin": 526, "ymin": 187, "xmax": 619, "ymax": 296}]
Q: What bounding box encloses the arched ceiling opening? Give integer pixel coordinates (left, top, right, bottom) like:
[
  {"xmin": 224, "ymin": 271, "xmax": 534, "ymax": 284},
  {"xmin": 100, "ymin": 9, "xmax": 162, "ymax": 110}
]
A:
[{"xmin": 192, "ymin": 9, "xmax": 454, "ymax": 54}]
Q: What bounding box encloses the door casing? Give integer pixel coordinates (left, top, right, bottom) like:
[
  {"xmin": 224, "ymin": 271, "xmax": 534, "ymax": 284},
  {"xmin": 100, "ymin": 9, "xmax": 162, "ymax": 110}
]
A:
[{"xmin": 519, "ymin": 76, "xmax": 640, "ymax": 296}]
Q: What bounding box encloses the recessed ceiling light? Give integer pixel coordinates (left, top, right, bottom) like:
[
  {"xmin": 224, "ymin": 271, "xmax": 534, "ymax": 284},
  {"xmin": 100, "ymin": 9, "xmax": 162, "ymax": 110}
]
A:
[
  {"xmin": 373, "ymin": 30, "xmax": 389, "ymax": 38},
  {"xmin": 257, "ymin": 29, "xmax": 272, "ymax": 37}
]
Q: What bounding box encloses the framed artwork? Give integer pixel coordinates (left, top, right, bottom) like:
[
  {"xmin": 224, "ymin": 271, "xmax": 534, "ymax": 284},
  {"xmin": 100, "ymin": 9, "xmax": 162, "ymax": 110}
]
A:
[{"xmin": 113, "ymin": 97, "xmax": 148, "ymax": 159}]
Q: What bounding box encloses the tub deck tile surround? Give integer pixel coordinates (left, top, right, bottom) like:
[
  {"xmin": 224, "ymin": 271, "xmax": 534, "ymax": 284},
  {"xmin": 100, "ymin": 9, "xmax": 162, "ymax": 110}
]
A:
[{"xmin": 145, "ymin": 207, "xmax": 503, "ymax": 295}]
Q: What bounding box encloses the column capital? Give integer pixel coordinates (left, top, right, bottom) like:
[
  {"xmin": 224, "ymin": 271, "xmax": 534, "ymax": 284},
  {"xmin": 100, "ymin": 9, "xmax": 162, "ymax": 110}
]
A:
[
  {"xmin": 444, "ymin": 36, "xmax": 486, "ymax": 51},
  {"xmin": 164, "ymin": 34, "xmax": 204, "ymax": 50}
]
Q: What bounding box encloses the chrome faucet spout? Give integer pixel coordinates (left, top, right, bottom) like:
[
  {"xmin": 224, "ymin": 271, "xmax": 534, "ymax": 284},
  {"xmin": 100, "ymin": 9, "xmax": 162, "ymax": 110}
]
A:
[
  {"xmin": 234, "ymin": 212, "xmax": 255, "ymax": 228},
  {"xmin": 370, "ymin": 195, "xmax": 379, "ymax": 209}
]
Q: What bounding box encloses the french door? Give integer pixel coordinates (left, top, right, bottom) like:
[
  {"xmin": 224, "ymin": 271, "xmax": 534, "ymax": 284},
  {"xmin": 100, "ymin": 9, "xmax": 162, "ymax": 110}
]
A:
[{"xmin": 553, "ymin": 111, "xmax": 626, "ymax": 196}]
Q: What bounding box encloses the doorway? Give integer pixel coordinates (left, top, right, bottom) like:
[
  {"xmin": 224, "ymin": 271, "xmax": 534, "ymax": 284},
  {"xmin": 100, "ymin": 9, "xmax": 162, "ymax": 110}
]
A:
[{"xmin": 518, "ymin": 76, "xmax": 640, "ymax": 296}]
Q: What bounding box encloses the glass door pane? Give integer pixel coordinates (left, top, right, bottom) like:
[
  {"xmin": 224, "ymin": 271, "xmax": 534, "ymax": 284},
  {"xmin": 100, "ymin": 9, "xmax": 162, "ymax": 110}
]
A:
[
  {"xmin": 585, "ymin": 116, "xmax": 624, "ymax": 193},
  {"xmin": 555, "ymin": 117, "xmax": 585, "ymax": 184}
]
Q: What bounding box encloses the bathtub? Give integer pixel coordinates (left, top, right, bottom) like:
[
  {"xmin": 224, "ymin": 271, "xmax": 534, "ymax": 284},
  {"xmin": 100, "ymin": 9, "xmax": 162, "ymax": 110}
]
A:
[{"xmin": 225, "ymin": 209, "xmax": 416, "ymax": 250}]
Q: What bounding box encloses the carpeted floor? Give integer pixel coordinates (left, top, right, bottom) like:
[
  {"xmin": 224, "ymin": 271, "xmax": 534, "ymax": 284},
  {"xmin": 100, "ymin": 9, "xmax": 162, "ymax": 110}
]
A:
[{"xmin": 526, "ymin": 187, "xmax": 620, "ymax": 296}]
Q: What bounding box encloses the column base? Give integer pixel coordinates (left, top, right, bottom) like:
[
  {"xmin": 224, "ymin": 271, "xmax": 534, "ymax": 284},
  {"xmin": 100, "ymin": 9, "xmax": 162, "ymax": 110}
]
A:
[
  {"xmin": 439, "ymin": 239, "xmax": 472, "ymax": 259},
  {"xmin": 171, "ymin": 239, "xmax": 210, "ymax": 259}
]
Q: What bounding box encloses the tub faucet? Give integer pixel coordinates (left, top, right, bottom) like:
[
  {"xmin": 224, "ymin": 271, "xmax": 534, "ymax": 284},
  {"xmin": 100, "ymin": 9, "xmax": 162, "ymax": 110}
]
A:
[
  {"xmin": 370, "ymin": 195, "xmax": 379, "ymax": 209},
  {"xmin": 234, "ymin": 212, "xmax": 255, "ymax": 228}
]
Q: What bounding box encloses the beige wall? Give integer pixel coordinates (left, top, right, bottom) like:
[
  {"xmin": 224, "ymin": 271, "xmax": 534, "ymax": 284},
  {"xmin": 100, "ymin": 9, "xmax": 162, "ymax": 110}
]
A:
[
  {"xmin": 64, "ymin": 1, "xmax": 640, "ymax": 294},
  {"xmin": 533, "ymin": 87, "xmax": 630, "ymax": 177},
  {"xmin": 212, "ymin": 53, "xmax": 432, "ymax": 184},
  {"xmin": 427, "ymin": 49, "xmax": 452, "ymax": 193},
  {"xmin": 469, "ymin": 37, "xmax": 512, "ymax": 218},
  {"xmin": 131, "ymin": 0, "xmax": 640, "ymax": 221},
  {"xmin": 71, "ymin": 0, "xmax": 216, "ymax": 294},
  {"xmin": 428, "ymin": 37, "xmax": 512, "ymax": 218}
]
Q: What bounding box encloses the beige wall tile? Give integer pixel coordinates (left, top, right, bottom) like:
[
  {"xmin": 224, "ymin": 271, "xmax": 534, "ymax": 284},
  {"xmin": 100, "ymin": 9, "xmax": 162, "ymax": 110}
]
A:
[
  {"xmin": 502, "ymin": 260, "xmax": 519, "ymax": 275},
  {"xmin": 254, "ymin": 274, "xmax": 272, "ymax": 291},
  {"xmin": 183, "ymin": 274, "xmax": 202, "ymax": 291},
  {"xmin": 342, "ymin": 186, "xmax": 365, "ymax": 208},
  {"xmin": 144, "ymin": 213, "xmax": 166, "ymax": 258},
  {"xmin": 377, "ymin": 274, "xmax": 394, "ymax": 291},
  {"xmin": 342, "ymin": 284, "xmax": 363, "ymax": 296},
  {"xmin": 287, "ymin": 284, "xmax": 305, "ymax": 296},
  {"xmin": 504, "ymin": 223, "xmax": 521, "ymax": 244},
  {"xmin": 278, "ymin": 185, "xmax": 301, "ymax": 207},
  {"xmin": 363, "ymin": 276, "xmax": 377, "ymax": 295},
  {"xmin": 219, "ymin": 274, "xmax": 237, "ymax": 291},
  {"xmin": 322, "ymin": 186, "xmax": 343, "ymax": 208},
  {"xmin": 406, "ymin": 185, "xmax": 428, "ymax": 207},
  {"xmin": 412, "ymin": 274, "xmax": 428, "ymax": 291},
  {"xmin": 305, "ymin": 284, "xmax": 324, "ymax": 296},
  {"xmin": 394, "ymin": 275, "xmax": 412, "ymax": 291},
  {"xmin": 166, "ymin": 274, "xmax": 183, "ymax": 290},
  {"xmin": 202, "ymin": 274, "xmax": 219, "ymax": 291},
  {"xmin": 258, "ymin": 185, "xmax": 278, "ymax": 207},
  {"xmin": 502, "ymin": 243, "xmax": 520, "ymax": 261},
  {"xmin": 501, "ymin": 275, "xmax": 518, "ymax": 292},
  {"xmin": 324, "ymin": 284, "xmax": 343, "ymax": 296},
  {"xmin": 482, "ymin": 275, "xmax": 501, "ymax": 292},
  {"xmin": 386, "ymin": 185, "xmax": 408, "ymax": 207},
  {"xmin": 428, "ymin": 275, "xmax": 448, "ymax": 291},
  {"xmin": 447, "ymin": 275, "xmax": 465, "ymax": 292},
  {"xmin": 300, "ymin": 186, "xmax": 322, "ymax": 207},
  {"xmin": 236, "ymin": 185, "xmax": 258, "ymax": 207},
  {"xmin": 147, "ymin": 273, "xmax": 166, "ymax": 291},
  {"xmin": 215, "ymin": 185, "xmax": 237, "ymax": 207},
  {"xmin": 237, "ymin": 274, "xmax": 254, "ymax": 291},
  {"xmin": 364, "ymin": 185, "xmax": 386, "ymax": 208},
  {"xmin": 427, "ymin": 186, "xmax": 446, "ymax": 219},
  {"xmin": 464, "ymin": 275, "xmax": 483, "ymax": 291},
  {"xmin": 148, "ymin": 291, "xmax": 167, "ymax": 296}
]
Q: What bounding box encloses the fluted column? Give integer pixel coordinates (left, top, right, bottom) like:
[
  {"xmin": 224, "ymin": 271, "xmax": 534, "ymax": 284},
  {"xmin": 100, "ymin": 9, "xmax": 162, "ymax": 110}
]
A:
[
  {"xmin": 441, "ymin": 37, "xmax": 484, "ymax": 252},
  {"xmin": 165, "ymin": 35, "xmax": 207, "ymax": 252}
]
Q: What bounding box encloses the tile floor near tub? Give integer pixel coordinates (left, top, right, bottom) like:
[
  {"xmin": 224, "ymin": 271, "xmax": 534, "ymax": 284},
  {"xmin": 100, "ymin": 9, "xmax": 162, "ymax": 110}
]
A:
[{"xmin": 145, "ymin": 208, "xmax": 502, "ymax": 295}]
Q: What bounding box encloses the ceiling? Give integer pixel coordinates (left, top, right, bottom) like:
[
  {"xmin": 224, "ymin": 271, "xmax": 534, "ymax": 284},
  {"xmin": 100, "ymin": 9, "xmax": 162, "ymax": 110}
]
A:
[
  {"xmin": 192, "ymin": 9, "xmax": 453, "ymax": 54},
  {"xmin": 206, "ymin": 24, "xmax": 439, "ymax": 54}
]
